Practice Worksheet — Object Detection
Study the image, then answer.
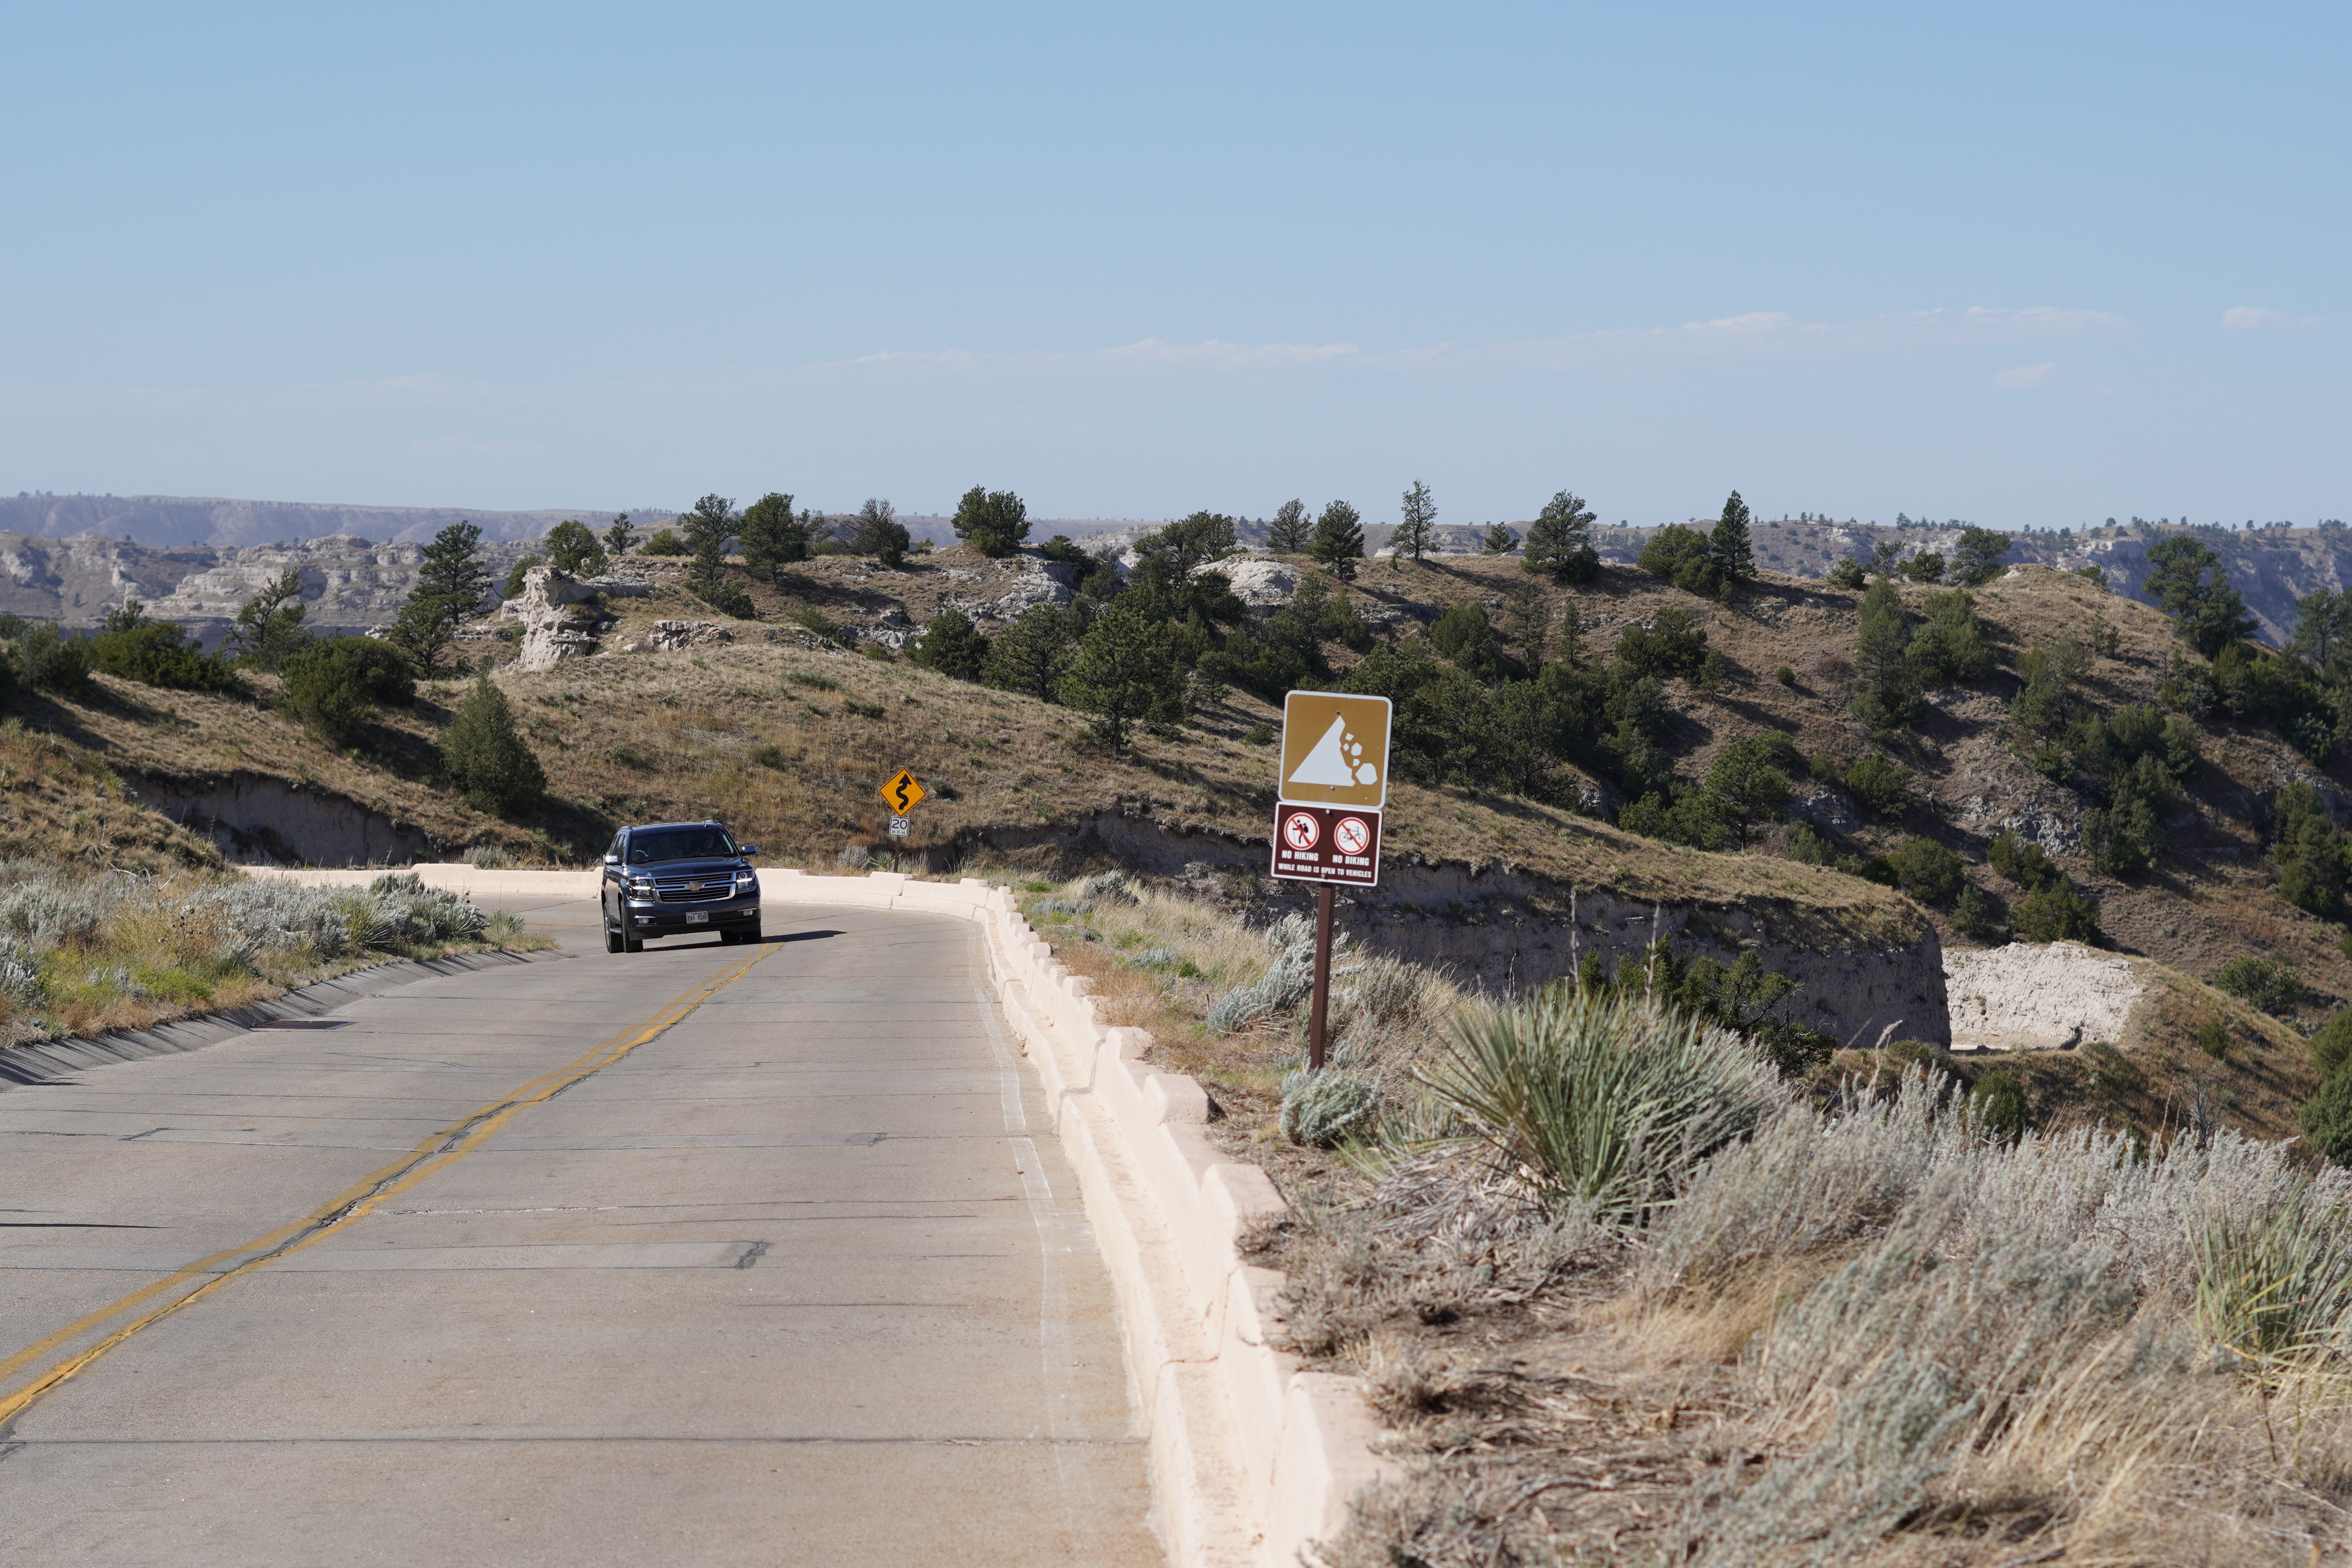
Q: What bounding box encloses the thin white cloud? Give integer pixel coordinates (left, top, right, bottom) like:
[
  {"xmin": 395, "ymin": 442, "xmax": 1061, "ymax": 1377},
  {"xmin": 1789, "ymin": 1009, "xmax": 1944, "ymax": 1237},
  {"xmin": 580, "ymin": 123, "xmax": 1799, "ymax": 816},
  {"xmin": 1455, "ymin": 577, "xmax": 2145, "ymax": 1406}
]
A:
[
  {"xmin": 846, "ymin": 337, "xmax": 1360, "ymax": 374},
  {"xmin": 2223, "ymin": 305, "xmax": 2322, "ymax": 330},
  {"xmin": 825, "ymin": 305, "xmax": 2125, "ymax": 383},
  {"xmin": 1993, "ymin": 361, "xmax": 2059, "ymax": 390}
]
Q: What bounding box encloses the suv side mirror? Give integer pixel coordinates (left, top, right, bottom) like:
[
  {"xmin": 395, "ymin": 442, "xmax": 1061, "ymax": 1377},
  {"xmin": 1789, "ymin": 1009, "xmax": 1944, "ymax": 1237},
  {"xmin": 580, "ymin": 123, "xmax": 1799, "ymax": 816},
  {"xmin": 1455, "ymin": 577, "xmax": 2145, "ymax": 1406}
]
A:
[
  {"xmin": 603, "ymin": 853, "xmax": 619, "ymax": 866},
  {"xmin": 737, "ymin": 844, "xmax": 760, "ymax": 857}
]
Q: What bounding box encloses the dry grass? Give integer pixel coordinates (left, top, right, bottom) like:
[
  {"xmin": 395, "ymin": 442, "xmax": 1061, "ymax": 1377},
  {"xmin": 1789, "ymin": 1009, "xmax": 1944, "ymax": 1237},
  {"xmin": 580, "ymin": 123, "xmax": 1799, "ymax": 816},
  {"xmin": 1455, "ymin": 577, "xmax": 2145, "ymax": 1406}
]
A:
[
  {"xmin": 1018, "ymin": 878, "xmax": 2352, "ymax": 1567},
  {"xmin": 0, "ymin": 865, "xmax": 546, "ymax": 1050},
  {"xmin": 0, "ymin": 717, "xmax": 223, "ymax": 871}
]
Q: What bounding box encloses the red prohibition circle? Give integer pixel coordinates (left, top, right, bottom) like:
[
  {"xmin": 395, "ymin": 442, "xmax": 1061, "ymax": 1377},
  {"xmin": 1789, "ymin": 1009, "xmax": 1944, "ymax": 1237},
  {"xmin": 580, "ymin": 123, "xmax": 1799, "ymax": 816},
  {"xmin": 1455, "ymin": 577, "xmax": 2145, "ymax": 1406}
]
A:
[
  {"xmin": 1334, "ymin": 816, "xmax": 1370, "ymax": 855},
  {"xmin": 1282, "ymin": 811, "xmax": 1321, "ymax": 850}
]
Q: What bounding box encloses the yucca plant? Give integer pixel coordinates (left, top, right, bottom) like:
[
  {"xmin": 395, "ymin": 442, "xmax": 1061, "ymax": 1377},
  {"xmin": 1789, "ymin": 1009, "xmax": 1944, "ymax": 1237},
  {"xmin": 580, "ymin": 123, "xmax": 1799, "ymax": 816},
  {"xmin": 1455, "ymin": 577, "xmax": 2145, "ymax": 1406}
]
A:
[{"xmin": 1417, "ymin": 986, "xmax": 1788, "ymax": 1222}]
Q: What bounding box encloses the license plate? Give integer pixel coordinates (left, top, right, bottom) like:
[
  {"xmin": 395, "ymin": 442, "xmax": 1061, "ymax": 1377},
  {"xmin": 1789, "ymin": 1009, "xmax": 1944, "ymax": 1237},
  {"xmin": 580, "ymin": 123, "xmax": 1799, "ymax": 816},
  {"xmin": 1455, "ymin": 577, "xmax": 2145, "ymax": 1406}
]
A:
[{"xmin": 685, "ymin": 912, "xmax": 709, "ymax": 925}]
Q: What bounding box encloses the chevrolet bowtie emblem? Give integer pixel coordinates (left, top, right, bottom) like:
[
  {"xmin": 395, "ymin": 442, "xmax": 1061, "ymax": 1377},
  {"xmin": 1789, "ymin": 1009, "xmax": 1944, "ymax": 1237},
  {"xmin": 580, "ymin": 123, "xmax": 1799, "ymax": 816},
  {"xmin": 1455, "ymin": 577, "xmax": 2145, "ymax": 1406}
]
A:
[{"xmin": 687, "ymin": 881, "xmax": 702, "ymax": 890}]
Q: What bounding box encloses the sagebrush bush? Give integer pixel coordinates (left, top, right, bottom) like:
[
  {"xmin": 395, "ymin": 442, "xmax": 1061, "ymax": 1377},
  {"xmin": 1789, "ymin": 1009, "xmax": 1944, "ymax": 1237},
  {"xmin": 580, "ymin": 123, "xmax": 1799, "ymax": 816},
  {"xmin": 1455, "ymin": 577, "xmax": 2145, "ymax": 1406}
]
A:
[
  {"xmin": 1280, "ymin": 1068, "xmax": 1380, "ymax": 1148},
  {"xmin": 1641, "ymin": 1069, "xmax": 2352, "ymax": 1561},
  {"xmin": 0, "ymin": 864, "xmax": 496, "ymax": 1041}
]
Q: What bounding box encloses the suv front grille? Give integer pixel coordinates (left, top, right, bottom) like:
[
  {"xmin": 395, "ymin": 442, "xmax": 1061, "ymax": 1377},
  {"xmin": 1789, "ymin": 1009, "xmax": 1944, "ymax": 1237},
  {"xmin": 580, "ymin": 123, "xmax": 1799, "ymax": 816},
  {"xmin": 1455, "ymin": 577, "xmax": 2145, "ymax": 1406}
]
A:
[{"xmin": 654, "ymin": 879, "xmax": 737, "ymax": 904}]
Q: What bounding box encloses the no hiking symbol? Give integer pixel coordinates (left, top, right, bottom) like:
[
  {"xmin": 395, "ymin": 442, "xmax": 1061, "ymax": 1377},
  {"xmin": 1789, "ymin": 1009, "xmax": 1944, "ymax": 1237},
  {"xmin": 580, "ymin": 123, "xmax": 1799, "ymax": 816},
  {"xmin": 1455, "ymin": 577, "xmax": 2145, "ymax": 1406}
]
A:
[{"xmin": 1272, "ymin": 691, "xmax": 1390, "ymax": 888}]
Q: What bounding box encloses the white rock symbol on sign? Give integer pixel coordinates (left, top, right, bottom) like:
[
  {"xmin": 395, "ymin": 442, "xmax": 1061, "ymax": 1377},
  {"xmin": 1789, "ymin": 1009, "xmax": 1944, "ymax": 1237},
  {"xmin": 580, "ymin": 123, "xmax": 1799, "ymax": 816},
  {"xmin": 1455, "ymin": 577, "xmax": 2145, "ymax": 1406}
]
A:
[{"xmin": 1287, "ymin": 715, "xmax": 1380, "ymax": 789}]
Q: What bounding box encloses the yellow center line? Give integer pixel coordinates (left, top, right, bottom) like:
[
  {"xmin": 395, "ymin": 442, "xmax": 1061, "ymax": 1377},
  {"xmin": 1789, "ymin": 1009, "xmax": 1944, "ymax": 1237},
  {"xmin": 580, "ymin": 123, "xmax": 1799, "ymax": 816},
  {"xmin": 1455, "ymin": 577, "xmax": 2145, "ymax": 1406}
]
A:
[{"xmin": 0, "ymin": 943, "xmax": 773, "ymax": 1430}]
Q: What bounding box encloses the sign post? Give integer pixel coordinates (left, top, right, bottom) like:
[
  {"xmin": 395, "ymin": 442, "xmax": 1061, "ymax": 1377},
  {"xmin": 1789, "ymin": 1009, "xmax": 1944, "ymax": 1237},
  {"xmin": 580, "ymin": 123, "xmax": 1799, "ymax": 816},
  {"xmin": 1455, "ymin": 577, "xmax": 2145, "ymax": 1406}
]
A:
[{"xmin": 1268, "ymin": 692, "xmax": 1392, "ymax": 1069}]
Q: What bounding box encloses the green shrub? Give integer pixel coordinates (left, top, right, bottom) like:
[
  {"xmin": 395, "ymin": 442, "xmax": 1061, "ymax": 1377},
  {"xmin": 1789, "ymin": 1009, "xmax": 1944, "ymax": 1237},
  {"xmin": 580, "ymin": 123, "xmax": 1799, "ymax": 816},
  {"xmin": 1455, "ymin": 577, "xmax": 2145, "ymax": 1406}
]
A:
[
  {"xmin": 277, "ymin": 638, "xmax": 415, "ymax": 747},
  {"xmin": 1842, "ymin": 754, "xmax": 1913, "ymax": 816},
  {"xmin": 1966, "ymin": 1069, "xmax": 2033, "ymax": 1141},
  {"xmin": 1244, "ymin": 722, "xmax": 1273, "ymax": 746},
  {"xmin": 1888, "ymin": 837, "xmax": 1965, "ymax": 905},
  {"xmin": 2299, "ymin": 1074, "xmax": 2352, "ymax": 1165},
  {"xmin": 1988, "ymin": 829, "xmax": 2058, "ymax": 891},
  {"xmin": 692, "ymin": 577, "xmax": 757, "ymax": 620},
  {"xmin": 501, "ymin": 554, "xmax": 544, "ymax": 599},
  {"xmin": 543, "ymin": 519, "xmax": 609, "ymax": 577},
  {"xmin": 1637, "ymin": 524, "xmax": 1725, "ymax": 598},
  {"xmin": 442, "ymin": 675, "xmax": 546, "ymax": 814},
  {"xmin": 1774, "ymin": 664, "xmax": 1796, "ymax": 687},
  {"xmin": 7, "ymin": 623, "xmax": 92, "ymax": 698},
  {"xmin": 2196, "ymin": 1018, "xmax": 2231, "ymax": 1059},
  {"xmin": 1419, "ymin": 986, "xmax": 1788, "ymax": 1221},
  {"xmin": 2212, "ymin": 956, "xmax": 2302, "ymax": 1016},
  {"xmin": 1278, "ymin": 1068, "xmax": 1379, "ymax": 1148},
  {"xmin": 2313, "ymin": 1010, "xmax": 2352, "ymax": 1077},
  {"xmin": 2012, "ymin": 879, "xmax": 2100, "ymax": 943},
  {"xmin": 1827, "ymin": 558, "xmax": 1866, "ymax": 589},
  {"xmin": 640, "ymin": 528, "xmax": 688, "ymax": 556},
  {"xmin": 1781, "ymin": 821, "xmax": 1834, "ymax": 866},
  {"xmin": 1951, "ymin": 883, "xmax": 1999, "ymax": 940},
  {"xmin": 88, "ymin": 610, "xmax": 240, "ymax": 692},
  {"xmin": 1613, "ymin": 606, "xmax": 1708, "ymax": 679},
  {"xmin": 909, "ymin": 610, "xmax": 989, "ymax": 680}
]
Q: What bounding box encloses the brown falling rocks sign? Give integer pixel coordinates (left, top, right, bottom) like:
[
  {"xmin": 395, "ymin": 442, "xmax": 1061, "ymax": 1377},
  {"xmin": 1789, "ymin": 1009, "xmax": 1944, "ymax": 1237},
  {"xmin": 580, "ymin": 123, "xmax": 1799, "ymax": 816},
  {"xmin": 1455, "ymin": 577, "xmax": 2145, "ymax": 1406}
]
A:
[{"xmin": 1276, "ymin": 691, "xmax": 1392, "ymax": 809}]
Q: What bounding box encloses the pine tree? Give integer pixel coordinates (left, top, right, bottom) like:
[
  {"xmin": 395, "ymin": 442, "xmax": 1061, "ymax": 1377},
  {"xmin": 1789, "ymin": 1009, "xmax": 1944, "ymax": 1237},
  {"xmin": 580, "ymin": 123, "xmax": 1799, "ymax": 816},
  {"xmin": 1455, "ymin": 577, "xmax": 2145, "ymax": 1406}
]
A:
[
  {"xmin": 1394, "ymin": 480, "xmax": 1438, "ymax": 563},
  {"xmin": 1308, "ymin": 501, "xmax": 1365, "ymax": 582},
  {"xmin": 442, "ymin": 673, "xmax": 546, "ymax": 814},
  {"xmin": 985, "ymin": 605, "xmax": 1083, "ymax": 702},
  {"xmin": 910, "ymin": 610, "xmax": 990, "ymax": 681},
  {"xmin": 1852, "ymin": 577, "xmax": 1922, "ymax": 729},
  {"xmin": 388, "ymin": 521, "xmax": 488, "ymax": 676},
  {"xmin": 1523, "ymin": 491, "xmax": 1600, "ymax": 583},
  {"xmin": 852, "ymin": 499, "xmax": 911, "ymax": 568},
  {"xmin": 681, "ymin": 494, "xmax": 755, "ymax": 617},
  {"xmin": 951, "ymin": 486, "xmax": 1029, "ymax": 558},
  {"xmin": 1482, "ymin": 523, "xmax": 1519, "ymax": 555},
  {"xmin": 739, "ymin": 492, "xmax": 809, "ymax": 583},
  {"xmin": 601, "ymin": 512, "xmax": 637, "ymax": 559},
  {"xmin": 1060, "ymin": 597, "xmax": 1183, "ymax": 748},
  {"xmin": 1267, "ymin": 499, "xmax": 1312, "ymax": 553},
  {"xmin": 1710, "ymin": 491, "xmax": 1756, "ymax": 583},
  {"xmin": 543, "ymin": 520, "xmax": 607, "ymax": 577},
  {"xmin": 223, "ymin": 569, "xmax": 309, "ymax": 670}
]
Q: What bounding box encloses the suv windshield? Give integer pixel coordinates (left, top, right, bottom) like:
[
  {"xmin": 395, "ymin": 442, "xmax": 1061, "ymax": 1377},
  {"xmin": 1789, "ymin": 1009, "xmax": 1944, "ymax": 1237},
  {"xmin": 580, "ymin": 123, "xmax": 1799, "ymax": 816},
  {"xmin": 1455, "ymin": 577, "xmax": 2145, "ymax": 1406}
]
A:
[{"xmin": 626, "ymin": 827, "xmax": 738, "ymax": 865}]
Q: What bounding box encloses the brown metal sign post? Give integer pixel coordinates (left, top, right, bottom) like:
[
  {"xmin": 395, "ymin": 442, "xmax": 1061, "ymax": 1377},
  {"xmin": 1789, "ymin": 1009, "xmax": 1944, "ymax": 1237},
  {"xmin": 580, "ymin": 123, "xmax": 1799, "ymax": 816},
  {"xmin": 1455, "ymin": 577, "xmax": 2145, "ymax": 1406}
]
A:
[{"xmin": 1269, "ymin": 692, "xmax": 1392, "ymax": 1071}]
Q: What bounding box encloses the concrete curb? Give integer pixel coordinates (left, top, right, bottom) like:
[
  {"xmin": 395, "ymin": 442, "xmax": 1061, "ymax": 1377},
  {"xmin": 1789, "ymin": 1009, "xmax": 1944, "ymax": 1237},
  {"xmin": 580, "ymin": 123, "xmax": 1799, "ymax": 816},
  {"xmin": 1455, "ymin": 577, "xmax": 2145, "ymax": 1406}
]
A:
[
  {"xmin": 246, "ymin": 863, "xmax": 1388, "ymax": 1567},
  {"xmin": 0, "ymin": 947, "xmax": 569, "ymax": 1089}
]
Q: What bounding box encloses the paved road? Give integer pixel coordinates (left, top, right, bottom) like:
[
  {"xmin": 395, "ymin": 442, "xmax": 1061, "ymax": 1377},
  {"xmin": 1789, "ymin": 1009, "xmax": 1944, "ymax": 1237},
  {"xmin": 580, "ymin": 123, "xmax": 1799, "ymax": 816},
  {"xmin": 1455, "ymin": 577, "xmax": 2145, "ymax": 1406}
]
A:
[{"xmin": 0, "ymin": 894, "xmax": 1158, "ymax": 1566}]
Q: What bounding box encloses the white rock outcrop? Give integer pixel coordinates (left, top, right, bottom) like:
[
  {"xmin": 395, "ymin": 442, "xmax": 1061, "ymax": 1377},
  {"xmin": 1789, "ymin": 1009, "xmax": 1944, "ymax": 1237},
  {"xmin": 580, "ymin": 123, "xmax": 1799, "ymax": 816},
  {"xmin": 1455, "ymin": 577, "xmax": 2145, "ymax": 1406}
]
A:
[
  {"xmin": 1944, "ymin": 941, "xmax": 2142, "ymax": 1051},
  {"xmin": 500, "ymin": 566, "xmax": 653, "ymax": 671},
  {"xmin": 629, "ymin": 619, "xmax": 733, "ymax": 653},
  {"xmin": 1198, "ymin": 556, "xmax": 1299, "ymax": 608}
]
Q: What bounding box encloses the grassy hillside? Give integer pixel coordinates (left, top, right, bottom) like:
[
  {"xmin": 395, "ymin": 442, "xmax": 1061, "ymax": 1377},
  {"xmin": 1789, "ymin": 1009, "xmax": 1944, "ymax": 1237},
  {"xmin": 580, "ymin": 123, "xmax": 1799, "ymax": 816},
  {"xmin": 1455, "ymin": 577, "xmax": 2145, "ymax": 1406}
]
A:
[{"xmin": 6, "ymin": 535, "xmax": 2348, "ymax": 1126}]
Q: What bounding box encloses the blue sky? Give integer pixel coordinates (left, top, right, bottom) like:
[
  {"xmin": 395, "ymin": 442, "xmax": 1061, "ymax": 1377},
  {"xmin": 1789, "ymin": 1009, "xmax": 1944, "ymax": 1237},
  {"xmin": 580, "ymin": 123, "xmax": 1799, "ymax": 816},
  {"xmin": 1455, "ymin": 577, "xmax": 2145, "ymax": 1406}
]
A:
[{"xmin": 3, "ymin": 2, "xmax": 2344, "ymax": 528}]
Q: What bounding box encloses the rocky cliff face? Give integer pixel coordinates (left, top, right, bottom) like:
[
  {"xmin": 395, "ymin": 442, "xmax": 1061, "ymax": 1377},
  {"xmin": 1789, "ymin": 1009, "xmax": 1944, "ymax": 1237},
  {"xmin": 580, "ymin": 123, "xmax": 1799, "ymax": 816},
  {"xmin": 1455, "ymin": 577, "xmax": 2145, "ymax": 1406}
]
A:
[
  {"xmin": 0, "ymin": 531, "xmax": 541, "ymax": 642},
  {"xmin": 0, "ymin": 493, "xmax": 663, "ymax": 548}
]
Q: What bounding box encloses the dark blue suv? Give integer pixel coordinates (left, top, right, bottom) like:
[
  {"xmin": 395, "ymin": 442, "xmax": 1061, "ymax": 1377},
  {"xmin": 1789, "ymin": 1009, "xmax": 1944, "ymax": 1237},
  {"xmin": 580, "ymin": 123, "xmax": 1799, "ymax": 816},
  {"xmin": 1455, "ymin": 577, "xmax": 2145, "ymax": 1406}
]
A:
[{"xmin": 601, "ymin": 820, "xmax": 762, "ymax": 952}]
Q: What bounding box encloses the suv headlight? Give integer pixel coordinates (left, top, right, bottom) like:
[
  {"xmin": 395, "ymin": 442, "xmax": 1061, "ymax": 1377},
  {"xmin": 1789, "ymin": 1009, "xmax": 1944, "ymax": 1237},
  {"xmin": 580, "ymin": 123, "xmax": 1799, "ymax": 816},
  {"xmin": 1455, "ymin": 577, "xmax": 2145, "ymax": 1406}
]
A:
[{"xmin": 735, "ymin": 871, "xmax": 758, "ymax": 889}]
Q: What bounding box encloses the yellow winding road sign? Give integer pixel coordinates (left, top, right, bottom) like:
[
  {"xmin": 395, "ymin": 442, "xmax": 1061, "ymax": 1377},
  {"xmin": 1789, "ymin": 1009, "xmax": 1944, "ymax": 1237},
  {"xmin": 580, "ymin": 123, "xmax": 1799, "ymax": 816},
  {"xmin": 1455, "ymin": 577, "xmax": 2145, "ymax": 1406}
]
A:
[{"xmin": 879, "ymin": 769, "xmax": 928, "ymax": 815}]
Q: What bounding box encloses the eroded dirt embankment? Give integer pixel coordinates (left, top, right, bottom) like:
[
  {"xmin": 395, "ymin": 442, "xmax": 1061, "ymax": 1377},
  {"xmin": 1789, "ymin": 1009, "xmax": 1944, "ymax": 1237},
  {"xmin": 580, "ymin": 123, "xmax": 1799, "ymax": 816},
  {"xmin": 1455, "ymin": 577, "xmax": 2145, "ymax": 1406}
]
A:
[
  {"xmin": 122, "ymin": 770, "xmax": 435, "ymax": 866},
  {"xmin": 972, "ymin": 809, "xmax": 1950, "ymax": 1049}
]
